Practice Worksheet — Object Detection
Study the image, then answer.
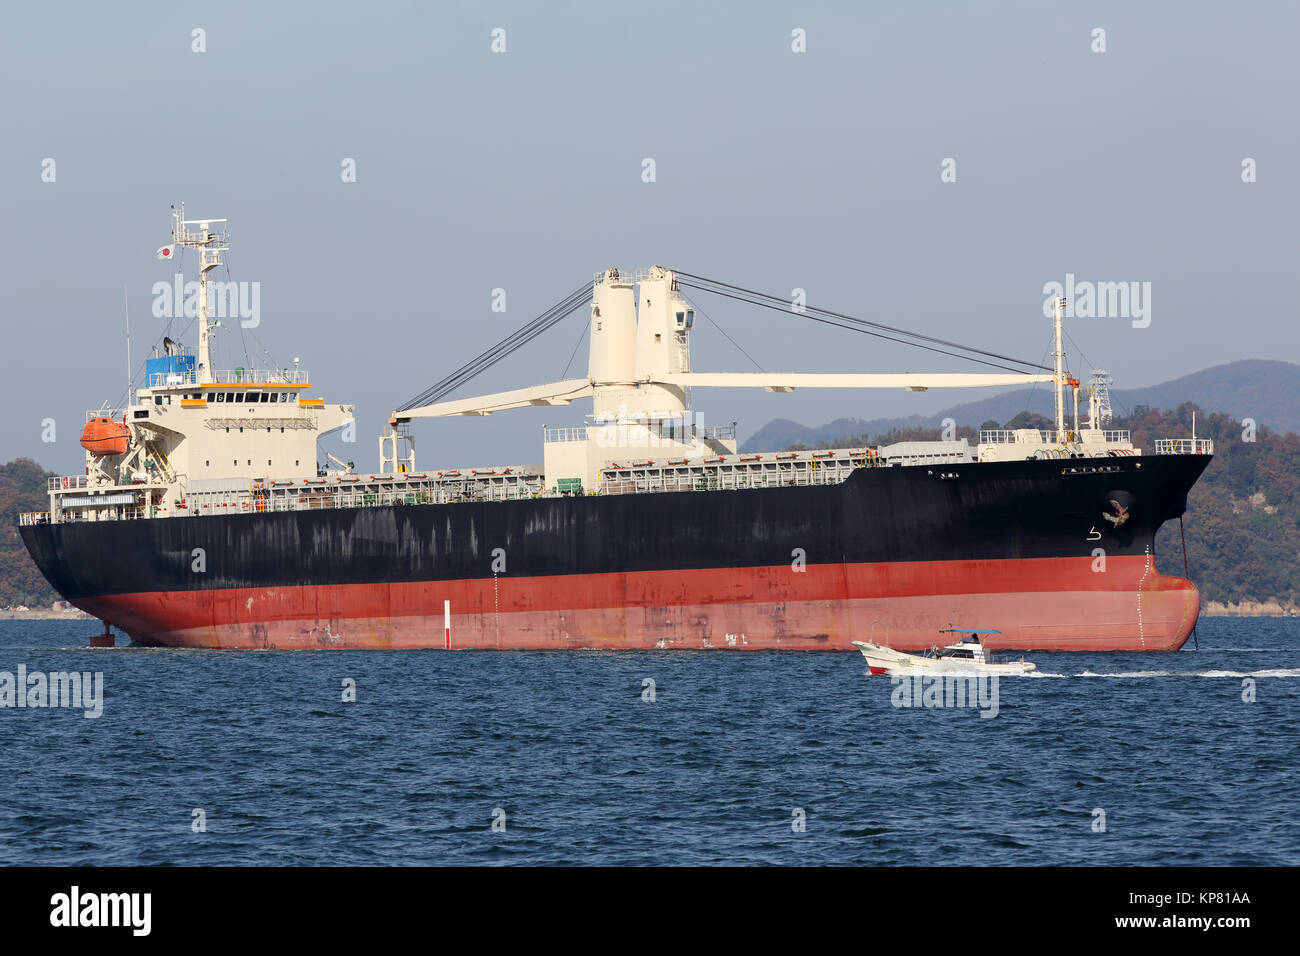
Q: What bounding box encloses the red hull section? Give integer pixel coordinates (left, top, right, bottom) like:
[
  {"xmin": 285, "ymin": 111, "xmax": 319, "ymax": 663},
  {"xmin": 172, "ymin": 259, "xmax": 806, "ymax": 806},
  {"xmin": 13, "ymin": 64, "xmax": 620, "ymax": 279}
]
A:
[{"xmin": 76, "ymin": 556, "xmax": 1198, "ymax": 651}]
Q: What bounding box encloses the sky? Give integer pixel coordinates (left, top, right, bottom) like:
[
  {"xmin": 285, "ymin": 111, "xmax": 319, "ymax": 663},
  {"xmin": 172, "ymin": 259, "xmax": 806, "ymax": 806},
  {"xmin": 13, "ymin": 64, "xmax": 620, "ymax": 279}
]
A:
[{"xmin": 2, "ymin": 1, "xmax": 1296, "ymax": 473}]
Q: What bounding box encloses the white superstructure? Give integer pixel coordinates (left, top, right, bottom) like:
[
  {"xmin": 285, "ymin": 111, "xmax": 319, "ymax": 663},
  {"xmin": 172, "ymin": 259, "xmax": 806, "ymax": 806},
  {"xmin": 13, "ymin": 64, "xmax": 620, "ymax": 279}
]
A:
[{"xmin": 48, "ymin": 207, "xmax": 352, "ymax": 523}]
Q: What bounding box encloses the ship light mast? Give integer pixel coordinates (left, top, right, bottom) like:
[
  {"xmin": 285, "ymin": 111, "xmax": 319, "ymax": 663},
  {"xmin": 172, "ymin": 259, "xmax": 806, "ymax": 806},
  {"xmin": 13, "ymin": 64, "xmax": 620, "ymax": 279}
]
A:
[
  {"xmin": 1053, "ymin": 295, "xmax": 1067, "ymax": 444},
  {"xmin": 170, "ymin": 204, "xmax": 228, "ymax": 384}
]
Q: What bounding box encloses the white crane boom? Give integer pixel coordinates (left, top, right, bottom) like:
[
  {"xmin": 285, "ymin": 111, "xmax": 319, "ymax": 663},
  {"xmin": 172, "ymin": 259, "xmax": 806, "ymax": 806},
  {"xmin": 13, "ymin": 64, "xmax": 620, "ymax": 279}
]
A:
[
  {"xmin": 396, "ymin": 378, "xmax": 593, "ymax": 420},
  {"xmin": 655, "ymin": 372, "xmax": 1056, "ymax": 392}
]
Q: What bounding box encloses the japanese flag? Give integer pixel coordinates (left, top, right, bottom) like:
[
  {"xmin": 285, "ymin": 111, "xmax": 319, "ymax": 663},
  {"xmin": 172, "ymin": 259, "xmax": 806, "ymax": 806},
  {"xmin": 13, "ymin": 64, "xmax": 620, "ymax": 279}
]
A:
[{"xmin": 155, "ymin": 244, "xmax": 176, "ymax": 261}]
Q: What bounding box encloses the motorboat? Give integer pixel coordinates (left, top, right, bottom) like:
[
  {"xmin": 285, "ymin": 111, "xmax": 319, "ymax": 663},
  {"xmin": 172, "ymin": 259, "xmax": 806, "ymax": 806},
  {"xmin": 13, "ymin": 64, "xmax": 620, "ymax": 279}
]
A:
[{"xmin": 852, "ymin": 628, "xmax": 1037, "ymax": 675}]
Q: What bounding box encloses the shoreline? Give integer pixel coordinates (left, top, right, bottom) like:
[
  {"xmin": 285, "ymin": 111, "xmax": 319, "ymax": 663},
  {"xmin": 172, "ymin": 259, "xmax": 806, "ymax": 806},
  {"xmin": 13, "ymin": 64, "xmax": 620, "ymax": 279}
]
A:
[
  {"xmin": 0, "ymin": 609, "xmax": 93, "ymax": 621},
  {"xmin": 1202, "ymin": 600, "xmax": 1300, "ymax": 618}
]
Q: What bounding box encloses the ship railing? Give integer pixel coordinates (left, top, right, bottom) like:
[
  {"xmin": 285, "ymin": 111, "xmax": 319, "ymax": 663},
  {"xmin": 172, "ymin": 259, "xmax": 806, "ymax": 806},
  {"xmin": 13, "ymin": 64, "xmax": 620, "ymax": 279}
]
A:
[
  {"xmin": 85, "ymin": 408, "xmax": 127, "ymax": 422},
  {"xmin": 1078, "ymin": 428, "xmax": 1132, "ymax": 443},
  {"xmin": 187, "ymin": 479, "xmax": 546, "ymax": 517},
  {"xmin": 208, "ymin": 368, "xmax": 310, "ymax": 385},
  {"xmin": 18, "ymin": 511, "xmax": 50, "ymax": 526},
  {"xmin": 979, "ymin": 430, "xmax": 1057, "ymax": 445},
  {"xmin": 545, "ymin": 424, "xmax": 737, "ymax": 444},
  {"xmin": 1153, "ymin": 438, "xmax": 1214, "ymax": 455},
  {"xmin": 145, "ymin": 371, "xmax": 198, "ymax": 387},
  {"xmin": 699, "ymin": 424, "xmax": 737, "ymax": 441},
  {"xmin": 601, "ymin": 466, "xmax": 855, "ymax": 495},
  {"xmin": 591, "ymin": 268, "xmax": 647, "ymax": 284},
  {"xmin": 48, "ymin": 475, "xmax": 91, "ymax": 491},
  {"xmin": 144, "ymin": 368, "xmax": 311, "ymax": 388}
]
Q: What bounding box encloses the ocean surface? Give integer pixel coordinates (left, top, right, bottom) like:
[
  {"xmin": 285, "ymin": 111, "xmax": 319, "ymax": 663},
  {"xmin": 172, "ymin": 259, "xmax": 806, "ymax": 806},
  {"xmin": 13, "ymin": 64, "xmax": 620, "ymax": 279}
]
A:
[{"xmin": 0, "ymin": 617, "xmax": 1296, "ymax": 866}]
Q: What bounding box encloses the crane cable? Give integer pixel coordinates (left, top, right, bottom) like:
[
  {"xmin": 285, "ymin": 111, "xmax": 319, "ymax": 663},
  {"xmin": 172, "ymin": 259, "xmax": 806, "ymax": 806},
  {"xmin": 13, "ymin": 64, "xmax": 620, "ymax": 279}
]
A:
[
  {"xmin": 672, "ymin": 270, "xmax": 1052, "ymax": 374},
  {"xmin": 400, "ymin": 269, "xmax": 1056, "ymax": 412},
  {"xmin": 398, "ymin": 282, "xmax": 591, "ymax": 411}
]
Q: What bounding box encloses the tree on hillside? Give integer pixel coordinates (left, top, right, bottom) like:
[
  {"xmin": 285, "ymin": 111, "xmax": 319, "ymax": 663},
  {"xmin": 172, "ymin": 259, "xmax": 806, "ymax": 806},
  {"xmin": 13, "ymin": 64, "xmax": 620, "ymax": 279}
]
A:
[{"xmin": 0, "ymin": 458, "xmax": 59, "ymax": 607}]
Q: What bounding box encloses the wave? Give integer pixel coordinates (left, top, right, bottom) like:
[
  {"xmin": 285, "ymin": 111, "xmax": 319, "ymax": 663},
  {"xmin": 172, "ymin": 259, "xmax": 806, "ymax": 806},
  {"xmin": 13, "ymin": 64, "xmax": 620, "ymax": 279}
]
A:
[{"xmin": 1073, "ymin": 668, "xmax": 1300, "ymax": 678}]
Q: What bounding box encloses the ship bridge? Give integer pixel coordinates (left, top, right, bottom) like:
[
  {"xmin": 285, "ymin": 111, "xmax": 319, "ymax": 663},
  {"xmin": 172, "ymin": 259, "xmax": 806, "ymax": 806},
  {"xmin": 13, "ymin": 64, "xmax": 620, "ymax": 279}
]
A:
[{"xmin": 36, "ymin": 206, "xmax": 353, "ymax": 525}]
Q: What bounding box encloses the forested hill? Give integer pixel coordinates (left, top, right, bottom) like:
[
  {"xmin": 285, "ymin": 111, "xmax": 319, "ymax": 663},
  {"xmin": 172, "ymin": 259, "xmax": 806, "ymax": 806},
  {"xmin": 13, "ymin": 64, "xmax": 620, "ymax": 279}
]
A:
[
  {"xmin": 745, "ymin": 359, "xmax": 1300, "ymax": 452},
  {"xmin": 0, "ymin": 458, "xmax": 58, "ymax": 607}
]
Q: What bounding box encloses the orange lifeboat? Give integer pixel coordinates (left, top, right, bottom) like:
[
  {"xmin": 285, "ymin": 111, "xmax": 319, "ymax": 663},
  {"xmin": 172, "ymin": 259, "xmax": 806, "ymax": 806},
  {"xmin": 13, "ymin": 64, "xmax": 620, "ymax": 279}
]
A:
[{"xmin": 80, "ymin": 417, "xmax": 129, "ymax": 457}]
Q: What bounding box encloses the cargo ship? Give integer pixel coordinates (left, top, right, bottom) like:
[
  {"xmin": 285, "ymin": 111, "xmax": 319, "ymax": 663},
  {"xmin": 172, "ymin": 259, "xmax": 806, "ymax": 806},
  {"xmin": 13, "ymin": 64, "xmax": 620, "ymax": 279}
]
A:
[{"xmin": 19, "ymin": 208, "xmax": 1213, "ymax": 650}]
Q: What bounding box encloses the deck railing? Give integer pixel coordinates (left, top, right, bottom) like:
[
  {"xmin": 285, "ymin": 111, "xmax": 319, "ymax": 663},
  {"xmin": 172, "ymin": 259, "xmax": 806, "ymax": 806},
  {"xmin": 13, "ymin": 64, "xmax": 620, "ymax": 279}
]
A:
[
  {"xmin": 1078, "ymin": 429, "xmax": 1132, "ymax": 444},
  {"xmin": 1153, "ymin": 438, "xmax": 1214, "ymax": 455},
  {"xmin": 979, "ymin": 429, "xmax": 1057, "ymax": 445},
  {"xmin": 144, "ymin": 368, "xmax": 310, "ymax": 388}
]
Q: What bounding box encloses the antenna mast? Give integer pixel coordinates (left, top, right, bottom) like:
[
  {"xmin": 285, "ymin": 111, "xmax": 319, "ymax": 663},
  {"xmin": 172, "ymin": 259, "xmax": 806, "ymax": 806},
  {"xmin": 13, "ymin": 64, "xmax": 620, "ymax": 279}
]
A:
[
  {"xmin": 1088, "ymin": 370, "xmax": 1114, "ymax": 425},
  {"xmin": 1053, "ymin": 296, "xmax": 1066, "ymax": 443},
  {"xmin": 171, "ymin": 203, "xmax": 229, "ymax": 384}
]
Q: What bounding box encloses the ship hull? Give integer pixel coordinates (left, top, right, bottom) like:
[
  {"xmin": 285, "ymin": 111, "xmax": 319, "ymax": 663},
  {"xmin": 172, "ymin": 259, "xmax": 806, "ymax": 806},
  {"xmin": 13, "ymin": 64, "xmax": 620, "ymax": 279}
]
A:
[{"xmin": 21, "ymin": 454, "xmax": 1211, "ymax": 651}]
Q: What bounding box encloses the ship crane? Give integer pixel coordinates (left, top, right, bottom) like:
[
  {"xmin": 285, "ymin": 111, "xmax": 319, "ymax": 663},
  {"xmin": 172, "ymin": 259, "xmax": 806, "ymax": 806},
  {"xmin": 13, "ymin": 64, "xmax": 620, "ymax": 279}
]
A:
[{"xmin": 383, "ymin": 266, "xmax": 1062, "ymax": 484}]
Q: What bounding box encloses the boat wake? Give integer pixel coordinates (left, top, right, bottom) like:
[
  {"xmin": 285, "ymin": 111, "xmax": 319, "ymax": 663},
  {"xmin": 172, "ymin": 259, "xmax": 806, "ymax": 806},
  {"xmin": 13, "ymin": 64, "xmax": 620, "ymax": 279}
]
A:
[{"xmin": 1067, "ymin": 668, "xmax": 1300, "ymax": 679}]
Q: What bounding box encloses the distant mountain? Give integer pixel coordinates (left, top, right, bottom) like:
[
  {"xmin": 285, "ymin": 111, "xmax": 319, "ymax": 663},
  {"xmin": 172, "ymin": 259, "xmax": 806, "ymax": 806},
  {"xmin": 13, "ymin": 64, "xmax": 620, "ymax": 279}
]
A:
[
  {"xmin": 742, "ymin": 359, "xmax": 1300, "ymax": 452},
  {"xmin": 745, "ymin": 414, "xmax": 933, "ymax": 454}
]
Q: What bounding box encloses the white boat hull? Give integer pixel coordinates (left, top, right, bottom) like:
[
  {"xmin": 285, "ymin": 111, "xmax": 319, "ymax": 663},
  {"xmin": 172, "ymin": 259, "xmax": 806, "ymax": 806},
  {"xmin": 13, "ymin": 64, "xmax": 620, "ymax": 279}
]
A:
[{"xmin": 852, "ymin": 641, "xmax": 1037, "ymax": 675}]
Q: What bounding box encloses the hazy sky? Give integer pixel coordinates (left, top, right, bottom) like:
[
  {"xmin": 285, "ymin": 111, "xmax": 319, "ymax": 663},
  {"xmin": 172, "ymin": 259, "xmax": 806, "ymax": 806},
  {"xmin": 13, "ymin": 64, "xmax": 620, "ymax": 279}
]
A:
[{"xmin": 3, "ymin": 1, "xmax": 1296, "ymax": 473}]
